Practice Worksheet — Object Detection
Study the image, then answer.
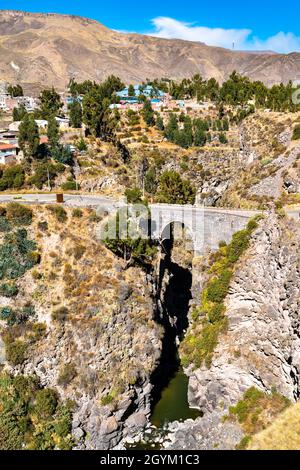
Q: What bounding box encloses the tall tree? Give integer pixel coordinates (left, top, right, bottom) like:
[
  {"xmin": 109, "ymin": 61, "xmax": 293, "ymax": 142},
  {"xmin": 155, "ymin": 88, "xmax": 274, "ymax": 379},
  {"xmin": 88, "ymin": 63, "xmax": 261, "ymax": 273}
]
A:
[
  {"xmin": 13, "ymin": 105, "xmax": 27, "ymax": 122},
  {"xmin": 142, "ymin": 99, "xmax": 155, "ymax": 126},
  {"xmin": 157, "ymin": 171, "xmax": 196, "ymax": 205},
  {"xmin": 38, "ymin": 87, "xmax": 63, "ymax": 119},
  {"xmin": 47, "ymin": 116, "xmax": 60, "ymax": 150},
  {"xmin": 18, "ymin": 114, "xmax": 40, "ymax": 160},
  {"xmin": 7, "ymin": 84, "xmax": 23, "ymax": 97},
  {"xmin": 68, "ymin": 101, "xmax": 82, "ymax": 128},
  {"xmin": 128, "ymin": 84, "xmax": 135, "ymax": 97},
  {"xmin": 82, "ymin": 85, "xmax": 119, "ymax": 139}
]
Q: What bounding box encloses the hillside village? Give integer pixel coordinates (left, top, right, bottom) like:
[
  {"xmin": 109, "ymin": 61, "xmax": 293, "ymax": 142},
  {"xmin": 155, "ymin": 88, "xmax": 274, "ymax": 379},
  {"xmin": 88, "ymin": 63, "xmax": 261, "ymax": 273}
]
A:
[{"xmin": 1, "ymin": 73, "xmax": 300, "ymax": 210}]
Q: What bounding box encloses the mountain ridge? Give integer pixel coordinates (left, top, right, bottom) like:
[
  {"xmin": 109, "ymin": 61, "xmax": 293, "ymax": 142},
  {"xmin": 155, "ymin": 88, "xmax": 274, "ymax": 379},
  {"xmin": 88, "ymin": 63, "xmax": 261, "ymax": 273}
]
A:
[{"xmin": 0, "ymin": 10, "xmax": 300, "ymax": 93}]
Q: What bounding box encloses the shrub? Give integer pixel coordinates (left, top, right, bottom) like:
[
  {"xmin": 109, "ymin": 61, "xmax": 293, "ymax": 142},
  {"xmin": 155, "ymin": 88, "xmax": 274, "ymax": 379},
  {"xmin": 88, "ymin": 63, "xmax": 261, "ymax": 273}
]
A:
[
  {"xmin": 228, "ymin": 386, "xmax": 290, "ymax": 441},
  {"xmin": 6, "ymin": 203, "xmax": 33, "ymax": 226},
  {"xmin": 0, "ymin": 229, "xmax": 39, "ymax": 280},
  {"xmin": 206, "ymin": 269, "xmax": 233, "ymax": 303},
  {"xmin": 72, "ymin": 208, "xmax": 83, "ymax": 218},
  {"xmin": 125, "ymin": 187, "xmax": 143, "ymax": 203},
  {"xmin": 57, "ymin": 363, "xmax": 77, "ymax": 387},
  {"xmin": 180, "ymin": 216, "xmax": 261, "ymax": 369},
  {"xmin": 35, "ymin": 388, "xmax": 58, "ymax": 419},
  {"xmin": 52, "ymin": 306, "xmax": 69, "ymax": 322},
  {"xmin": 0, "ymin": 217, "xmax": 11, "ymax": 232},
  {"xmin": 46, "ymin": 205, "xmax": 67, "ymax": 222},
  {"xmin": 0, "ymin": 303, "xmax": 35, "ymax": 326},
  {"xmin": 0, "ymin": 372, "xmax": 73, "ymax": 450},
  {"xmin": 292, "ymin": 124, "xmax": 300, "ymax": 140},
  {"xmin": 0, "ymin": 165, "xmax": 25, "ymax": 190},
  {"xmin": 5, "ymin": 339, "xmax": 27, "ymax": 365},
  {"xmin": 61, "ymin": 180, "xmax": 79, "ymax": 191},
  {"xmin": 0, "ymin": 282, "xmax": 19, "ymax": 297}
]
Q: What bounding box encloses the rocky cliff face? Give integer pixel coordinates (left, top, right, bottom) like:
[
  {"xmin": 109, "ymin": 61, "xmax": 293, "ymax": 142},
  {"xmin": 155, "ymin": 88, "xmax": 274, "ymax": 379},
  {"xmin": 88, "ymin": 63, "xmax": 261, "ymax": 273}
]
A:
[
  {"xmin": 188, "ymin": 212, "xmax": 300, "ymax": 412},
  {"xmin": 164, "ymin": 211, "xmax": 300, "ymax": 449}
]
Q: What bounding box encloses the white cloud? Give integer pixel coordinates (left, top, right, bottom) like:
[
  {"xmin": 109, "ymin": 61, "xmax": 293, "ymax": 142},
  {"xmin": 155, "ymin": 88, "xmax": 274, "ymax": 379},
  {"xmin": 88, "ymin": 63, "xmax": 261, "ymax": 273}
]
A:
[{"xmin": 140, "ymin": 17, "xmax": 300, "ymax": 53}]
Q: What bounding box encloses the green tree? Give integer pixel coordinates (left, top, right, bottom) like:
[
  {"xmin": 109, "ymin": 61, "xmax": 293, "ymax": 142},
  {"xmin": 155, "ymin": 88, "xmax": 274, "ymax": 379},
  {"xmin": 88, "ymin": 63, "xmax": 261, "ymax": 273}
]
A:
[
  {"xmin": 194, "ymin": 128, "xmax": 207, "ymax": 147},
  {"xmin": 219, "ymin": 132, "xmax": 228, "ymax": 144},
  {"xmin": 51, "ymin": 145, "xmax": 73, "ymax": 165},
  {"xmin": 128, "ymin": 84, "xmax": 135, "ymax": 97},
  {"xmin": 156, "ymin": 114, "xmax": 164, "ymax": 131},
  {"xmin": 68, "ymin": 101, "xmax": 82, "ymax": 128},
  {"xmin": 47, "ymin": 116, "xmax": 60, "ymax": 150},
  {"xmin": 82, "ymin": 85, "xmax": 119, "ymax": 138},
  {"xmin": 13, "ymin": 105, "xmax": 27, "ymax": 122},
  {"xmin": 38, "ymin": 87, "xmax": 63, "ymax": 119},
  {"xmin": 18, "ymin": 114, "xmax": 40, "ymax": 160},
  {"xmin": 7, "ymin": 84, "xmax": 23, "ymax": 97},
  {"xmin": 164, "ymin": 114, "xmax": 178, "ymax": 141},
  {"xmin": 157, "ymin": 170, "xmax": 196, "ymax": 204},
  {"xmin": 142, "ymin": 99, "xmax": 155, "ymax": 126}
]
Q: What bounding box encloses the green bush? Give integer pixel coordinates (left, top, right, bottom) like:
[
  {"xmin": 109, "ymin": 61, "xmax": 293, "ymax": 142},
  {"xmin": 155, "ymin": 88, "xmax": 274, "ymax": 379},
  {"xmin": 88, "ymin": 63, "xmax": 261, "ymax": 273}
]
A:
[
  {"xmin": 0, "ymin": 217, "xmax": 11, "ymax": 232},
  {"xmin": 125, "ymin": 187, "xmax": 143, "ymax": 203},
  {"xmin": 292, "ymin": 124, "xmax": 300, "ymax": 140},
  {"xmin": 206, "ymin": 269, "xmax": 233, "ymax": 303},
  {"xmin": 0, "ymin": 303, "xmax": 35, "ymax": 326},
  {"xmin": 0, "ymin": 282, "xmax": 19, "ymax": 297},
  {"xmin": 5, "ymin": 339, "xmax": 27, "ymax": 365},
  {"xmin": 46, "ymin": 204, "xmax": 67, "ymax": 222},
  {"xmin": 6, "ymin": 202, "xmax": 33, "ymax": 226},
  {"xmin": 181, "ymin": 216, "xmax": 261, "ymax": 369},
  {"xmin": 72, "ymin": 208, "xmax": 83, "ymax": 218},
  {"xmin": 35, "ymin": 389, "xmax": 58, "ymax": 419},
  {"xmin": 61, "ymin": 180, "xmax": 79, "ymax": 191},
  {"xmin": 0, "ymin": 165, "xmax": 25, "ymax": 191},
  {"xmin": 0, "ymin": 229, "xmax": 39, "ymax": 280}
]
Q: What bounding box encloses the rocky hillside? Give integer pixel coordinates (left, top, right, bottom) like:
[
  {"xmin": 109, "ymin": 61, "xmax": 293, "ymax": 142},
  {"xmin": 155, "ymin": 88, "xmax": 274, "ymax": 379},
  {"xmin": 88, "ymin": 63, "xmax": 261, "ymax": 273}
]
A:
[
  {"xmin": 0, "ymin": 203, "xmax": 162, "ymax": 449},
  {"xmin": 164, "ymin": 210, "xmax": 300, "ymax": 449},
  {"xmin": 1, "ymin": 10, "xmax": 300, "ymax": 92}
]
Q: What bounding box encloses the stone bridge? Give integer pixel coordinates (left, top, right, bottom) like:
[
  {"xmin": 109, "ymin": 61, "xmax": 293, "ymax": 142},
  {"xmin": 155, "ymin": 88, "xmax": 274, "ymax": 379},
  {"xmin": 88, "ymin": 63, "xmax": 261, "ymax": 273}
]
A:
[
  {"xmin": 149, "ymin": 204, "xmax": 260, "ymax": 254},
  {"xmin": 0, "ymin": 193, "xmax": 262, "ymax": 254}
]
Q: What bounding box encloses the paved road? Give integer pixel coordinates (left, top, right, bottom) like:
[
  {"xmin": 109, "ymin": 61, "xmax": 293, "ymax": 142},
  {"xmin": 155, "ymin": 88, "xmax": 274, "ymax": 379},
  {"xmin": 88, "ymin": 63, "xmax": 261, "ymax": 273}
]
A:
[
  {"xmin": 2, "ymin": 193, "xmax": 300, "ymax": 221},
  {"xmin": 0, "ymin": 193, "xmax": 118, "ymax": 208},
  {"xmin": 0, "ymin": 193, "xmax": 262, "ymax": 216}
]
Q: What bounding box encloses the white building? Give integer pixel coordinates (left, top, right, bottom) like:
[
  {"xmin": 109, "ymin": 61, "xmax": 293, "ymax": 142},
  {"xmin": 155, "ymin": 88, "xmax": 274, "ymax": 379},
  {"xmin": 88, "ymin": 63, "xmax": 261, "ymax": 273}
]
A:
[{"xmin": 0, "ymin": 143, "xmax": 18, "ymax": 165}]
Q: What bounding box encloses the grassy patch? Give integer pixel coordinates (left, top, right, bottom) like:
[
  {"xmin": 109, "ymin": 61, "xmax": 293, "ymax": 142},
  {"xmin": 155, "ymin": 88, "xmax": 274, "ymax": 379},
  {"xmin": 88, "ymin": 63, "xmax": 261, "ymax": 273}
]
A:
[{"xmin": 225, "ymin": 386, "xmax": 290, "ymax": 449}]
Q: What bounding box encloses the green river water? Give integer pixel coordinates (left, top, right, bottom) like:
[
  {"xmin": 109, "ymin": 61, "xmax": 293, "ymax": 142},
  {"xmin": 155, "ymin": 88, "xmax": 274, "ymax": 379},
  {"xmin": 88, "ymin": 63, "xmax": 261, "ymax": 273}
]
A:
[{"xmin": 151, "ymin": 368, "xmax": 201, "ymax": 427}]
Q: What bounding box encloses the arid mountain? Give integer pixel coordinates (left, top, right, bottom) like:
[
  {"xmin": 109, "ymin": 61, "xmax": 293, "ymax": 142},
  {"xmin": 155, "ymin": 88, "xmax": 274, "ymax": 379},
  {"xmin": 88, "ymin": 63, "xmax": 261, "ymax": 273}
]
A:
[{"xmin": 1, "ymin": 10, "xmax": 300, "ymax": 93}]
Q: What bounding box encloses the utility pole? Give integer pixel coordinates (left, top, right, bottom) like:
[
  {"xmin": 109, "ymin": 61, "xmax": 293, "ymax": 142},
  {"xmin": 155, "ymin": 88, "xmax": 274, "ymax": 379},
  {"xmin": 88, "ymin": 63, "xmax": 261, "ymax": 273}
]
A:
[{"xmin": 47, "ymin": 167, "xmax": 51, "ymax": 191}]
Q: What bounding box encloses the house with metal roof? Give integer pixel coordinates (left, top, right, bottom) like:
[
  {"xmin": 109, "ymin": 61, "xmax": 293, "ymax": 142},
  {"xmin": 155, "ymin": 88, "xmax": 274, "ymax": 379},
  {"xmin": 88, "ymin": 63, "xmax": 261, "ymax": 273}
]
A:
[{"xmin": 116, "ymin": 84, "xmax": 165, "ymax": 103}]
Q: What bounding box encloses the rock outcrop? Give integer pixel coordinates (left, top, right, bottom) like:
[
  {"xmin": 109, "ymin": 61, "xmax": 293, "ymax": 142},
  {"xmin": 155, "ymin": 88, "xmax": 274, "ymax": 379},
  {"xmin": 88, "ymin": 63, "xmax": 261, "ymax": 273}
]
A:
[
  {"xmin": 165, "ymin": 211, "xmax": 300, "ymax": 449},
  {"xmin": 189, "ymin": 211, "xmax": 300, "ymax": 413}
]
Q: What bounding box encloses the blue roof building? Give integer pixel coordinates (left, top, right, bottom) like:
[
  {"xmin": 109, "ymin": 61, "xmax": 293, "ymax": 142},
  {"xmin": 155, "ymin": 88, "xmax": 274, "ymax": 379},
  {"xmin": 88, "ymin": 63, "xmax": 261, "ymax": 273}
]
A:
[{"xmin": 116, "ymin": 85, "xmax": 165, "ymax": 102}]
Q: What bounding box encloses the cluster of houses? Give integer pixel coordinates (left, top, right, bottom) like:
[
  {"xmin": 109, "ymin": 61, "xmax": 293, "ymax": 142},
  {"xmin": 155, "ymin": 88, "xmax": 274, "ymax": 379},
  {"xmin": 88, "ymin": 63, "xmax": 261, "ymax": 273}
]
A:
[{"xmin": 0, "ymin": 81, "xmax": 38, "ymax": 113}]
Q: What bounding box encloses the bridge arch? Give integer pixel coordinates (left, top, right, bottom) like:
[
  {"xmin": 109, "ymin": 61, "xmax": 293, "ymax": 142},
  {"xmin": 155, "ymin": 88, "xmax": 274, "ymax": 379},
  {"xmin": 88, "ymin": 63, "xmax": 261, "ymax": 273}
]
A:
[{"xmin": 160, "ymin": 220, "xmax": 195, "ymax": 252}]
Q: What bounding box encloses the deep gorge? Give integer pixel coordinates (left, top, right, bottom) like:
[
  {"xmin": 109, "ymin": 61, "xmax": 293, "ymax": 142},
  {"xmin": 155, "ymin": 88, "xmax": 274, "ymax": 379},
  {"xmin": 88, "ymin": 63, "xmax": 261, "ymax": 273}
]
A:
[{"xmin": 149, "ymin": 230, "xmax": 200, "ymax": 427}]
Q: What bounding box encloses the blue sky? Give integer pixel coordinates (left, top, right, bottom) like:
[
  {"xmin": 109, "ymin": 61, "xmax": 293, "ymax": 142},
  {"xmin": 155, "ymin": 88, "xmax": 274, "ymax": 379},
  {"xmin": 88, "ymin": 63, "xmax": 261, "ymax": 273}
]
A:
[{"xmin": 1, "ymin": 1, "xmax": 300, "ymax": 52}]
